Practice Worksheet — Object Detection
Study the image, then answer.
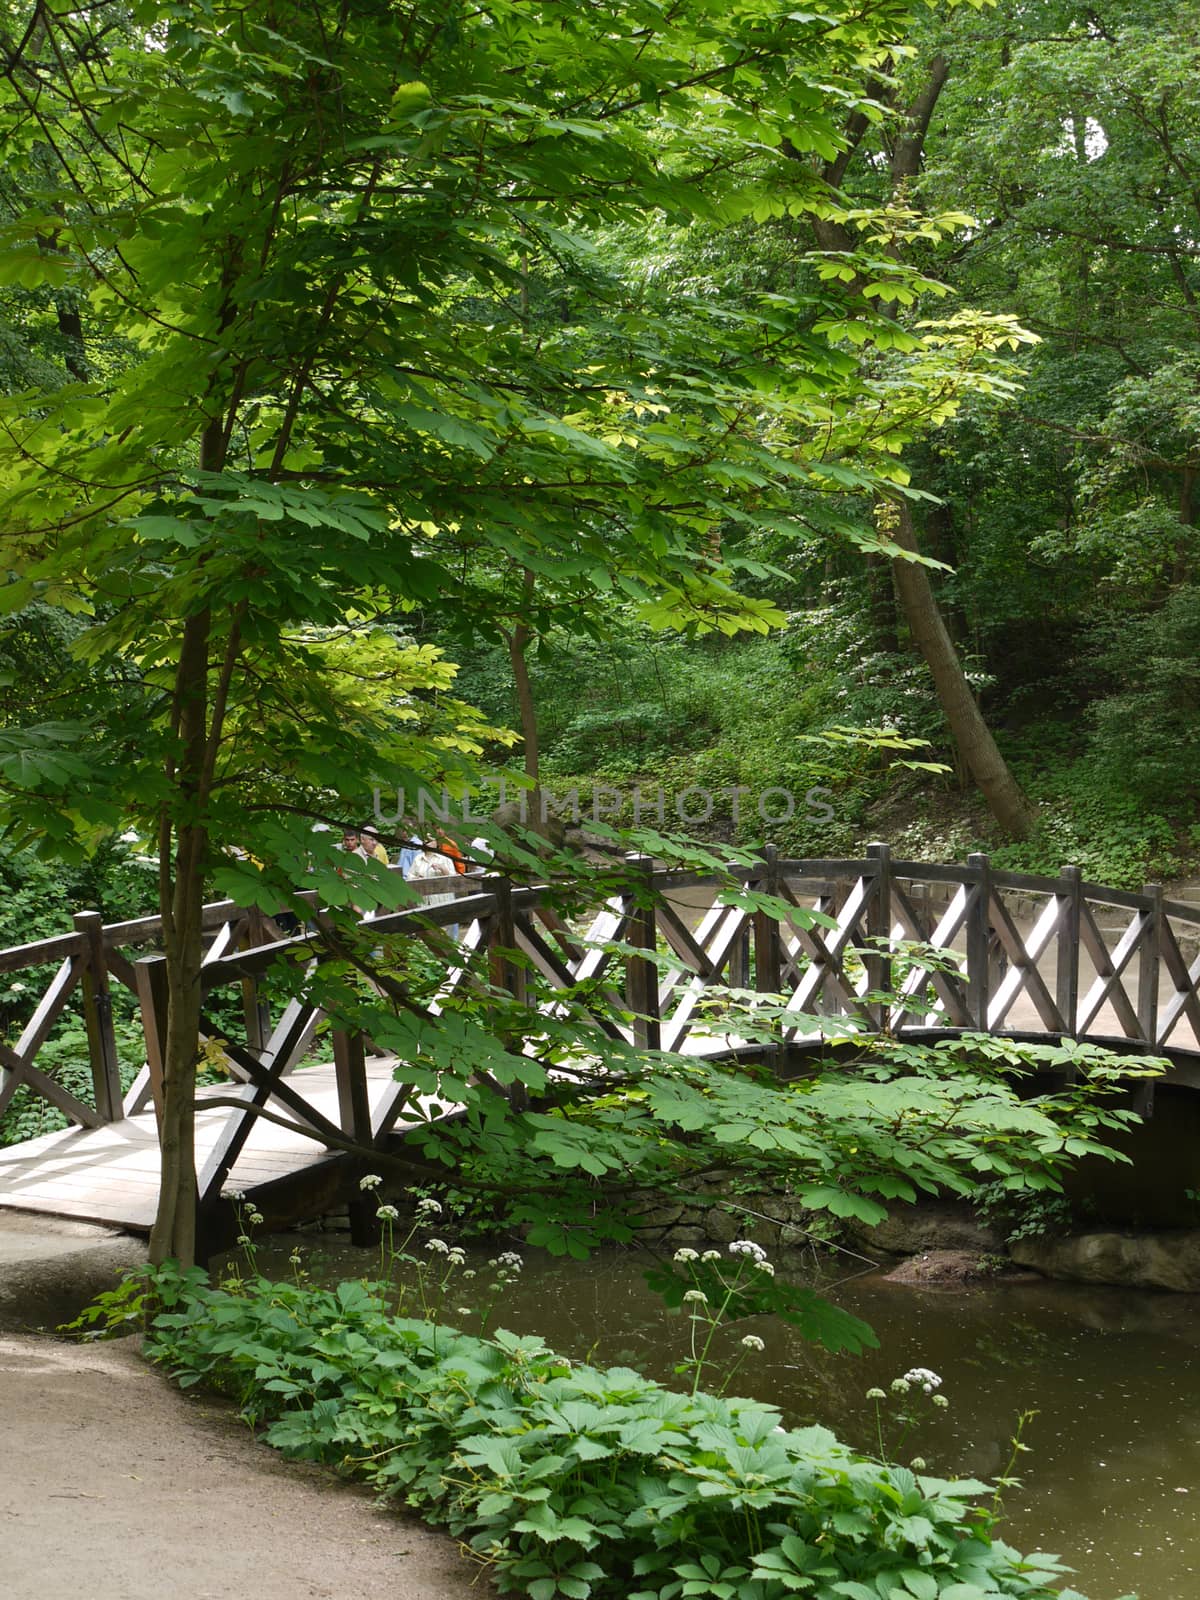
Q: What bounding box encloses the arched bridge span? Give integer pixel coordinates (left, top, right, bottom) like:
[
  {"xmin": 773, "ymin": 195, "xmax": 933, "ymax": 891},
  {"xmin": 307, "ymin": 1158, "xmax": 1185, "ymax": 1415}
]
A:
[{"xmin": 0, "ymin": 846, "xmax": 1197, "ymax": 1238}]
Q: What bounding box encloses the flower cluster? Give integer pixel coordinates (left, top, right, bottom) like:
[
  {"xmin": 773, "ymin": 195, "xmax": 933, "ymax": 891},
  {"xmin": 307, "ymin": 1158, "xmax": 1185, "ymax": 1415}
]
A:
[
  {"xmin": 903, "ymin": 1367, "xmax": 942, "ymax": 1395},
  {"xmin": 376, "ymin": 1204, "xmax": 400, "ymax": 1222},
  {"xmin": 728, "ymin": 1240, "xmax": 774, "ymax": 1276},
  {"xmin": 358, "ymin": 1173, "xmax": 382, "ymax": 1192},
  {"xmin": 416, "ymin": 1195, "xmax": 443, "ymax": 1217}
]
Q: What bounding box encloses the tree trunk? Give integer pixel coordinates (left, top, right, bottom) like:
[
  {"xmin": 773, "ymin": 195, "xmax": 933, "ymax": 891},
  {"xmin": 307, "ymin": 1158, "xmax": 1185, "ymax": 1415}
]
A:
[
  {"xmin": 506, "ymin": 567, "xmax": 543, "ymax": 821},
  {"xmin": 888, "ymin": 500, "xmax": 1034, "ymax": 838},
  {"xmin": 796, "ymin": 51, "xmax": 1035, "ymax": 839},
  {"xmin": 148, "ymin": 610, "xmax": 211, "ymax": 1267}
]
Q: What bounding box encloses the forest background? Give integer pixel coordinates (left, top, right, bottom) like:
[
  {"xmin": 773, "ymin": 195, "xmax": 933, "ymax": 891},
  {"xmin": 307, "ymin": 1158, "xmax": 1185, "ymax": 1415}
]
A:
[{"xmin": 0, "ymin": 0, "xmax": 1196, "ymax": 1258}]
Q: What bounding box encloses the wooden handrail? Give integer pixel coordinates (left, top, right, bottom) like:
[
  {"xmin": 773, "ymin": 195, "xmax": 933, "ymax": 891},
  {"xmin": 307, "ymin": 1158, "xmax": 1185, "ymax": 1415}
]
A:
[{"xmin": 5, "ymin": 849, "xmax": 1200, "ymax": 1146}]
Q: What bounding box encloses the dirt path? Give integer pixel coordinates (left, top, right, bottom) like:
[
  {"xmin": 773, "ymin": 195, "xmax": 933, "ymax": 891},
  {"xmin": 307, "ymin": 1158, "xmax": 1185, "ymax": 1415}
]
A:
[{"xmin": 0, "ymin": 1334, "xmax": 485, "ymax": 1600}]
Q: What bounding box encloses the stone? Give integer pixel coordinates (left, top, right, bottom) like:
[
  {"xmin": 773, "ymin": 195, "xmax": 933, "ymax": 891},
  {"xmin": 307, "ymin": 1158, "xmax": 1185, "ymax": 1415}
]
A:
[
  {"xmin": 635, "ymin": 1204, "xmax": 684, "ymax": 1229},
  {"xmin": 1010, "ymin": 1229, "xmax": 1200, "ymax": 1292},
  {"xmin": 703, "ymin": 1206, "xmax": 743, "ymax": 1244},
  {"xmin": 845, "ymin": 1201, "xmax": 1005, "ymax": 1258},
  {"xmin": 881, "ymin": 1250, "xmax": 1040, "ymax": 1288}
]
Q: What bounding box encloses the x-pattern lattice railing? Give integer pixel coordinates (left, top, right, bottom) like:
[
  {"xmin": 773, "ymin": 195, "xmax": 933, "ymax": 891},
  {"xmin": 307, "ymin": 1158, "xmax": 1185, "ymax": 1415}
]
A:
[{"xmin": 4, "ymin": 846, "xmax": 1200, "ymax": 1217}]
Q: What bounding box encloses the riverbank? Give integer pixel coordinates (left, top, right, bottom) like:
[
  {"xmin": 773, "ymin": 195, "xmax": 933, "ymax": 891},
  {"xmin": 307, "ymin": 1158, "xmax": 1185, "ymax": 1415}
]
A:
[{"xmin": 0, "ymin": 1333, "xmax": 482, "ymax": 1600}]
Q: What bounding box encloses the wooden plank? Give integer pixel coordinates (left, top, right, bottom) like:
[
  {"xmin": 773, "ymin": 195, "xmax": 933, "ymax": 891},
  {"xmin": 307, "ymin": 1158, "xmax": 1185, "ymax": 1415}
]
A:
[
  {"xmin": 134, "ymin": 955, "xmax": 169, "ymax": 1124},
  {"xmin": 887, "ymin": 881, "xmax": 973, "ymax": 1028},
  {"xmin": 14, "ymin": 955, "xmax": 85, "ymax": 1067},
  {"xmin": 752, "ymin": 844, "xmax": 782, "ymax": 996},
  {"xmin": 0, "ymin": 930, "xmax": 83, "ymax": 976},
  {"xmin": 1151, "ymin": 918, "xmax": 1200, "ymax": 1047},
  {"xmin": 966, "ymin": 855, "xmax": 991, "ymax": 1031},
  {"xmin": 985, "ymin": 890, "xmax": 1068, "ymax": 1033},
  {"xmin": 1076, "ymin": 902, "xmax": 1144, "ymax": 1038},
  {"xmin": 1055, "ymin": 866, "xmax": 1082, "ymax": 1039},
  {"xmin": 0, "ymin": 1039, "xmax": 101, "ymax": 1128},
  {"xmin": 1138, "ymin": 884, "xmax": 1163, "ymax": 1049},
  {"xmin": 74, "ymin": 912, "xmax": 124, "ymax": 1123},
  {"xmin": 780, "ymin": 875, "xmax": 874, "ymax": 1032},
  {"xmin": 624, "ymin": 857, "xmax": 660, "ymax": 1052},
  {"xmin": 659, "ymin": 906, "xmax": 747, "ymax": 1052}
]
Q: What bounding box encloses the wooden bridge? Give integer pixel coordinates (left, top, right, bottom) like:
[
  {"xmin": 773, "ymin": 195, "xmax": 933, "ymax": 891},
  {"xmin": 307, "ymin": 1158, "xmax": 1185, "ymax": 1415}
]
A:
[{"xmin": 1, "ymin": 845, "xmax": 1198, "ymax": 1246}]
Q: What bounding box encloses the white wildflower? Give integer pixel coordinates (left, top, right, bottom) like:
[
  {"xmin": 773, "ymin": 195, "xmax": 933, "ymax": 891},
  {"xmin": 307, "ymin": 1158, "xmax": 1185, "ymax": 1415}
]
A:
[
  {"xmin": 376, "ymin": 1204, "xmax": 400, "ymax": 1222},
  {"xmin": 497, "ymin": 1251, "xmax": 523, "ymax": 1270},
  {"xmin": 740, "ymin": 1334, "xmax": 765, "ymax": 1352},
  {"xmin": 455, "ymin": 1307, "xmax": 472, "ymax": 1317},
  {"xmin": 910, "ymin": 1457, "xmax": 928, "ymax": 1471},
  {"xmin": 236, "ymin": 1234, "xmax": 251, "ymax": 1247},
  {"xmin": 288, "ymin": 1250, "xmax": 302, "ymax": 1267},
  {"xmin": 226, "ymin": 1190, "xmax": 245, "ymax": 1202},
  {"xmin": 866, "ymin": 1387, "xmax": 886, "ymax": 1400},
  {"xmin": 757, "ymin": 1261, "xmax": 775, "ymax": 1277},
  {"xmin": 701, "ymin": 1250, "xmax": 721, "ymax": 1263},
  {"xmin": 673, "ymin": 1247, "xmax": 699, "ymax": 1264},
  {"xmin": 246, "ymin": 1209, "xmax": 264, "ymax": 1227},
  {"xmin": 903, "ymin": 1367, "xmax": 942, "ymax": 1391},
  {"xmin": 728, "ymin": 1240, "xmax": 768, "ymax": 1262},
  {"xmin": 447, "ymin": 1247, "xmax": 466, "ymax": 1266},
  {"xmin": 932, "ymin": 1393, "xmax": 949, "ymax": 1409},
  {"xmin": 416, "ymin": 1195, "xmax": 443, "ymax": 1215},
  {"xmin": 682, "ymin": 1289, "xmax": 708, "ymax": 1305},
  {"xmin": 358, "ymin": 1173, "xmax": 383, "ymax": 1191},
  {"xmin": 891, "ymin": 1378, "xmax": 910, "ymax": 1395},
  {"xmin": 462, "ymin": 1269, "xmax": 477, "ymax": 1280},
  {"xmin": 425, "ymin": 1237, "xmax": 449, "ymax": 1253}
]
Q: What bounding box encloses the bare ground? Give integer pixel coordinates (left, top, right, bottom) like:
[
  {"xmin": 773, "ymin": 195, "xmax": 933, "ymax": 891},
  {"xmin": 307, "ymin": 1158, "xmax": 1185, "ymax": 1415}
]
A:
[{"xmin": 0, "ymin": 1333, "xmax": 487, "ymax": 1600}]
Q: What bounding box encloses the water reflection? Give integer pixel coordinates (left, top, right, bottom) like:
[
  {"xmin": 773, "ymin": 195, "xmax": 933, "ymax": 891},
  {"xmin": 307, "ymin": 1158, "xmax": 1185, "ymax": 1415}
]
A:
[{"xmin": 232, "ymin": 1235, "xmax": 1200, "ymax": 1600}]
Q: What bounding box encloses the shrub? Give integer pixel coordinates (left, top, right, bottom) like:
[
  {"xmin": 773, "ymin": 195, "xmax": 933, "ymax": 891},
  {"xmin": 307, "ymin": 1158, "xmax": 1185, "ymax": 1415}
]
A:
[{"xmin": 146, "ymin": 1267, "xmax": 1098, "ymax": 1600}]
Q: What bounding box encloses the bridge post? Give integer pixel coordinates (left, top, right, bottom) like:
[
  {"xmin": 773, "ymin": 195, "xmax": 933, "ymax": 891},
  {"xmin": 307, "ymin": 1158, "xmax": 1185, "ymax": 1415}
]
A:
[
  {"xmin": 1055, "ymin": 865, "xmax": 1081, "ymax": 1041},
  {"xmin": 74, "ymin": 911, "xmax": 123, "ymax": 1123},
  {"xmin": 625, "ymin": 855, "xmax": 661, "ymax": 1051},
  {"xmin": 753, "ymin": 844, "xmax": 782, "ymax": 994},
  {"xmin": 966, "ymin": 853, "xmax": 992, "ymax": 1030},
  {"xmin": 134, "ymin": 953, "xmax": 170, "ymax": 1126},
  {"xmin": 864, "ymin": 843, "xmax": 892, "ymax": 1027},
  {"xmin": 332, "ymin": 1028, "xmax": 377, "ymax": 1245},
  {"xmin": 241, "ymin": 906, "xmax": 272, "ymax": 1057},
  {"xmin": 1135, "ymin": 884, "xmax": 1163, "ymax": 1119},
  {"xmin": 487, "ymin": 878, "xmax": 530, "ymax": 1108}
]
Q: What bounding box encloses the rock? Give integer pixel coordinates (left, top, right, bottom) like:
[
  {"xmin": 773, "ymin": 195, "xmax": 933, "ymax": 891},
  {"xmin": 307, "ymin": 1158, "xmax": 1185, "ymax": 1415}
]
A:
[
  {"xmin": 1010, "ymin": 1229, "xmax": 1200, "ymax": 1292},
  {"xmin": 846, "ymin": 1201, "xmax": 1005, "ymax": 1258},
  {"xmin": 636, "ymin": 1204, "xmax": 684, "ymax": 1229},
  {"xmin": 881, "ymin": 1250, "xmax": 1038, "ymax": 1288},
  {"xmin": 703, "ymin": 1206, "xmax": 743, "ymax": 1244}
]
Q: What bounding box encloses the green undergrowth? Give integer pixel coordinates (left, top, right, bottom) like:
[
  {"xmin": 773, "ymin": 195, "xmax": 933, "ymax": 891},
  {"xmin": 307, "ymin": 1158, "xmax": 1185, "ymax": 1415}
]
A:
[{"xmin": 144, "ymin": 1264, "xmax": 1105, "ymax": 1600}]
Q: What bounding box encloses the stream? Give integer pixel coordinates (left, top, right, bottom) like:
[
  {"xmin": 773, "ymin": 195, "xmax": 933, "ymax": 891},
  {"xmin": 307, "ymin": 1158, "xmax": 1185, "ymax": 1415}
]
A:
[{"xmin": 231, "ymin": 1233, "xmax": 1199, "ymax": 1600}]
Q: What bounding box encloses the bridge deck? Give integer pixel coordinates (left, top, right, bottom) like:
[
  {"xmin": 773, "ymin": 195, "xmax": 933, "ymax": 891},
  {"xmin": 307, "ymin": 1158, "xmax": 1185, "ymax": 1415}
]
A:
[{"xmin": 0, "ymin": 1058, "xmax": 403, "ymax": 1233}]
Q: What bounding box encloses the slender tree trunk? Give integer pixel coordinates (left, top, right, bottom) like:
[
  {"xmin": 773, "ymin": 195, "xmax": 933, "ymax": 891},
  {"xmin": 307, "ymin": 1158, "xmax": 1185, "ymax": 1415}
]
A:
[
  {"xmin": 148, "ymin": 610, "xmax": 211, "ymax": 1266},
  {"xmin": 149, "ymin": 407, "xmax": 233, "ymax": 1266},
  {"xmin": 888, "ymin": 501, "xmax": 1034, "ymax": 837},
  {"xmin": 796, "ymin": 51, "xmax": 1034, "ymax": 838},
  {"xmin": 506, "ymin": 567, "xmax": 542, "ymax": 821}
]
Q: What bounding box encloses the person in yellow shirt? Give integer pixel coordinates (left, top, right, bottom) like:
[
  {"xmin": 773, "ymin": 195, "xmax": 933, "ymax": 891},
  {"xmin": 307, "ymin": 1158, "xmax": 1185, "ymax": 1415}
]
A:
[{"xmin": 360, "ymin": 825, "xmax": 390, "ymax": 866}]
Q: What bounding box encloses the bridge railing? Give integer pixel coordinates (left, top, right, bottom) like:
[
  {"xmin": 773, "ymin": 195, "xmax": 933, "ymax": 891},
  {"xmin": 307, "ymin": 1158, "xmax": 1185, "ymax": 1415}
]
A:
[{"xmin": 4, "ymin": 849, "xmax": 1200, "ymax": 1181}]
